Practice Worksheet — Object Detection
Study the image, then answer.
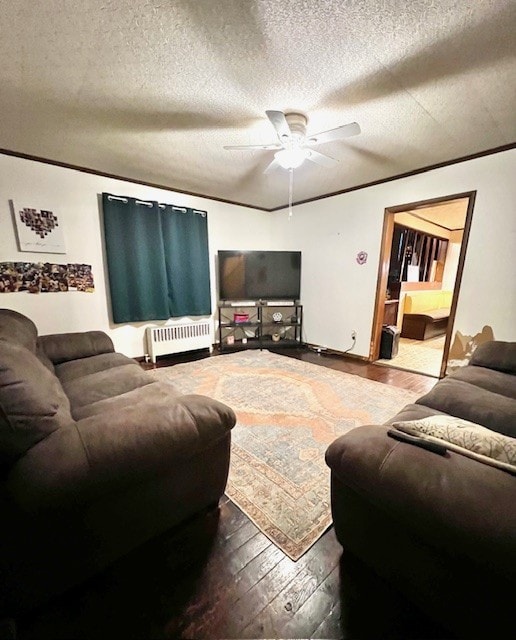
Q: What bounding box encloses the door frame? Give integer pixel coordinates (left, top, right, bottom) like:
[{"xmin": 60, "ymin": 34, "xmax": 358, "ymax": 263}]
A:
[{"xmin": 369, "ymin": 191, "xmax": 476, "ymax": 377}]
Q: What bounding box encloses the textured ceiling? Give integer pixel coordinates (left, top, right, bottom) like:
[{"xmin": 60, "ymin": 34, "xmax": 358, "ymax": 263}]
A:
[
  {"xmin": 405, "ymin": 199, "xmax": 469, "ymax": 230},
  {"xmin": 1, "ymin": 0, "xmax": 515, "ymax": 210}
]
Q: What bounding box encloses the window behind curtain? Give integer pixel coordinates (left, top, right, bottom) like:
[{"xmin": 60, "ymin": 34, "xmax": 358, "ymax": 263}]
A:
[{"xmin": 102, "ymin": 194, "xmax": 211, "ymax": 323}]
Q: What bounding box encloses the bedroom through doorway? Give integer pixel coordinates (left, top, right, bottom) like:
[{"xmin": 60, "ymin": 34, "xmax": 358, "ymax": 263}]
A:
[{"xmin": 370, "ymin": 192, "xmax": 476, "ymax": 378}]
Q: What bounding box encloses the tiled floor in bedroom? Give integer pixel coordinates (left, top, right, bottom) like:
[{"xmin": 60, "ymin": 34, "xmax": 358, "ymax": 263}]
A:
[{"xmin": 376, "ymin": 335, "xmax": 446, "ymax": 377}]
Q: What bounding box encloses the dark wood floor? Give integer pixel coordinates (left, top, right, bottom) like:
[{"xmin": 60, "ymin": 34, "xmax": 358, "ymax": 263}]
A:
[{"xmin": 17, "ymin": 348, "xmax": 447, "ymax": 640}]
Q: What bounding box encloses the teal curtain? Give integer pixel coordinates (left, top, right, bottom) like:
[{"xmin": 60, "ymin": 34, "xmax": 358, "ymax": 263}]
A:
[
  {"xmin": 160, "ymin": 205, "xmax": 212, "ymax": 316},
  {"xmin": 102, "ymin": 194, "xmax": 211, "ymax": 323}
]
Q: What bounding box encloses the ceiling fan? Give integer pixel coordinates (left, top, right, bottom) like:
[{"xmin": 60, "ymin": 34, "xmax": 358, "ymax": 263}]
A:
[{"xmin": 223, "ymin": 110, "xmax": 361, "ymax": 173}]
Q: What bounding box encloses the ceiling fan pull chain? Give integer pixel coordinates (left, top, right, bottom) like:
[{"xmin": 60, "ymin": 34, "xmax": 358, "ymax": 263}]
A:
[{"xmin": 288, "ymin": 167, "xmax": 294, "ymax": 219}]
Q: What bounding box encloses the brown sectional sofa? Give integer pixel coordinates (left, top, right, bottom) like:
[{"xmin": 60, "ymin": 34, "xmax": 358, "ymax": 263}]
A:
[
  {"xmin": 326, "ymin": 341, "xmax": 516, "ymax": 638},
  {"xmin": 0, "ymin": 309, "xmax": 236, "ymax": 618}
]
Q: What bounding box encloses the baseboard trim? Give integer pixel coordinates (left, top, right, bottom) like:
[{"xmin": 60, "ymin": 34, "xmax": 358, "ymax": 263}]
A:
[{"xmin": 306, "ymin": 343, "xmax": 369, "ymax": 362}]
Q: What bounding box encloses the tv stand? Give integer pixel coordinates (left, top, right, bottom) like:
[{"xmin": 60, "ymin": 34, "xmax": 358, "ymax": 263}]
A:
[{"xmin": 218, "ymin": 302, "xmax": 303, "ymax": 352}]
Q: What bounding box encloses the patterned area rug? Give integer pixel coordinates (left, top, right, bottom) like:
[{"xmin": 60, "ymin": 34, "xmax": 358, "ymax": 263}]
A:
[{"xmin": 149, "ymin": 351, "xmax": 417, "ymax": 560}]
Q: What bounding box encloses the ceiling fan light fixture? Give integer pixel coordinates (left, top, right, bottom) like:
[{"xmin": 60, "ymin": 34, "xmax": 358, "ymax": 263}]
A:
[{"xmin": 274, "ymin": 147, "xmax": 311, "ymax": 169}]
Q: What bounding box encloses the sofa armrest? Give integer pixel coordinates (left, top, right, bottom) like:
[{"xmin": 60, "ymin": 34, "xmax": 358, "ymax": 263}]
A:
[
  {"xmin": 7, "ymin": 394, "xmax": 236, "ymax": 512},
  {"xmin": 326, "ymin": 425, "xmax": 516, "ymax": 573},
  {"xmin": 6, "ymin": 425, "xmax": 90, "ymax": 512},
  {"xmin": 75, "ymin": 394, "xmax": 236, "ymax": 483},
  {"xmin": 38, "ymin": 331, "xmax": 114, "ymax": 364}
]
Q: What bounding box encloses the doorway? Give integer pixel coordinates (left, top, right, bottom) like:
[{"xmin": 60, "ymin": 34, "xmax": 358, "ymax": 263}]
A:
[{"xmin": 370, "ymin": 192, "xmax": 476, "ymax": 378}]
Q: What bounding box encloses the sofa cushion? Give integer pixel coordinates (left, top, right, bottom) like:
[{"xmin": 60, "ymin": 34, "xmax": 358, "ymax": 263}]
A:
[
  {"xmin": 0, "ymin": 308, "xmax": 38, "ymax": 352},
  {"xmin": 36, "ymin": 344, "xmax": 56, "ymax": 374},
  {"xmin": 55, "ymin": 352, "xmax": 138, "ymax": 383},
  {"xmin": 469, "ymin": 341, "xmax": 516, "ymax": 375},
  {"xmin": 451, "ymin": 365, "xmax": 516, "ymax": 400},
  {"xmin": 403, "ymin": 309, "xmax": 450, "ymax": 323},
  {"xmin": 0, "ymin": 339, "xmax": 74, "ymax": 469},
  {"xmin": 387, "ymin": 403, "xmax": 447, "ymax": 424},
  {"xmin": 38, "ymin": 331, "xmax": 114, "ymax": 364},
  {"xmin": 75, "ymin": 394, "xmax": 236, "ymax": 484},
  {"xmin": 403, "ymin": 290, "xmax": 452, "ymax": 314},
  {"xmin": 72, "ymin": 381, "xmax": 181, "ymax": 420},
  {"xmin": 416, "ymin": 377, "xmax": 516, "ymax": 438},
  {"xmin": 393, "ymin": 415, "xmax": 516, "ymax": 474},
  {"xmin": 62, "ymin": 364, "xmax": 154, "ymax": 416}
]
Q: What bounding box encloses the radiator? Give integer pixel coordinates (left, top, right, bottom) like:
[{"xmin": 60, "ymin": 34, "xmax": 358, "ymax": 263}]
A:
[{"xmin": 146, "ymin": 321, "xmax": 212, "ymax": 363}]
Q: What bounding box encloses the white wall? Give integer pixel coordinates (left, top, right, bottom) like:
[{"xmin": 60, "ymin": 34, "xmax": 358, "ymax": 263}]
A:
[
  {"xmin": 441, "ymin": 239, "xmax": 462, "ymax": 291},
  {"xmin": 273, "ymin": 148, "xmax": 516, "ymax": 357},
  {"xmin": 0, "ymin": 155, "xmax": 274, "ymax": 356},
  {"xmin": 3, "ymin": 149, "xmax": 515, "ymax": 360}
]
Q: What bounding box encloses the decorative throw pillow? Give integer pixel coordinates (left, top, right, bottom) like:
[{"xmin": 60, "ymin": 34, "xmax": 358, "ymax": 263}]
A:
[{"xmin": 392, "ymin": 414, "xmax": 516, "ymax": 475}]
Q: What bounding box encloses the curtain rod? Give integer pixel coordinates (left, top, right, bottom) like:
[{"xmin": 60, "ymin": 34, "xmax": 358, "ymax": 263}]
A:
[
  {"xmin": 161, "ymin": 204, "xmax": 207, "ymax": 216},
  {"xmin": 107, "ymin": 194, "xmax": 206, "ymax": 216}
]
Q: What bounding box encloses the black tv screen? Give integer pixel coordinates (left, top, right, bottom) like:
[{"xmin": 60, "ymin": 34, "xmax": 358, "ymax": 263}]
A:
[{"xmin": 218, "ymin": 250, "xmax": 301, "ymax": 301}]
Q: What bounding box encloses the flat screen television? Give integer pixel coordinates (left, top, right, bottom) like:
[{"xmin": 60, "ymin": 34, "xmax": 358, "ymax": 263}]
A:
[{"xmin": 218, "ymin": 250, "xmax": 301, "ymax": 301}]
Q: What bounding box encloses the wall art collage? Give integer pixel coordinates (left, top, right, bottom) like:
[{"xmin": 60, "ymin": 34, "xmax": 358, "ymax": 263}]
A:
[
  {"xmin": 0, "ymin": 262, "xmax": 94, "ymax": 294},
  {"xmin": 4, "ymin": 199, "xmax": 95, "ymax": 294}
]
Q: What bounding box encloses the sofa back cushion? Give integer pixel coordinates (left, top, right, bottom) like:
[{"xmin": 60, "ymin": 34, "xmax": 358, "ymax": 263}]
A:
[
  {"xmin": 469, "ymin": 341, "xmax": 516, "ymax": 375},
  {"xmin": 0, "ymin": 308, "xmax": 38, "ymax": 351},
  {"xmin": 35, "ymin": 343, "xmax": 56, "ymax": 373},
  {"xmin": 0, "ymin": 339, "xmax": 74, "ymax": 470},
  {"xmin": 416, "ymin": 376, "xmax": 516, "ymax": 438},
  {"xmin": 403, "ymin": 290, "xmax": 452, "ymax": 314}
]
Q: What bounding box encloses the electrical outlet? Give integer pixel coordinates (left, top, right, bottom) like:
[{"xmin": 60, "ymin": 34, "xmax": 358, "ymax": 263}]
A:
[{"xmin": 351, "ymin": 330, "xmax": 357, "ymax": 340}]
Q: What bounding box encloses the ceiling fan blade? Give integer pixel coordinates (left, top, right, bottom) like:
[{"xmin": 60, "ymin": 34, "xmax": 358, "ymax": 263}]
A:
[
  {"xmin": 308, "ymin": 122, "xmax": 361, "ymax": 145},
  {"xmin": 263, "ymin": 158, "xmax": 281, "ymax": 174},
  {"xmin": 265, "ymin": 110, "xmax": 291, "ymax": 142},
  {"xmin": 306, "ymin": 149, "xmax": 339, "ymax": 168},
  {"xmin": 223, "ymin": 143, "xmax": 282, "ymax": 150}
]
